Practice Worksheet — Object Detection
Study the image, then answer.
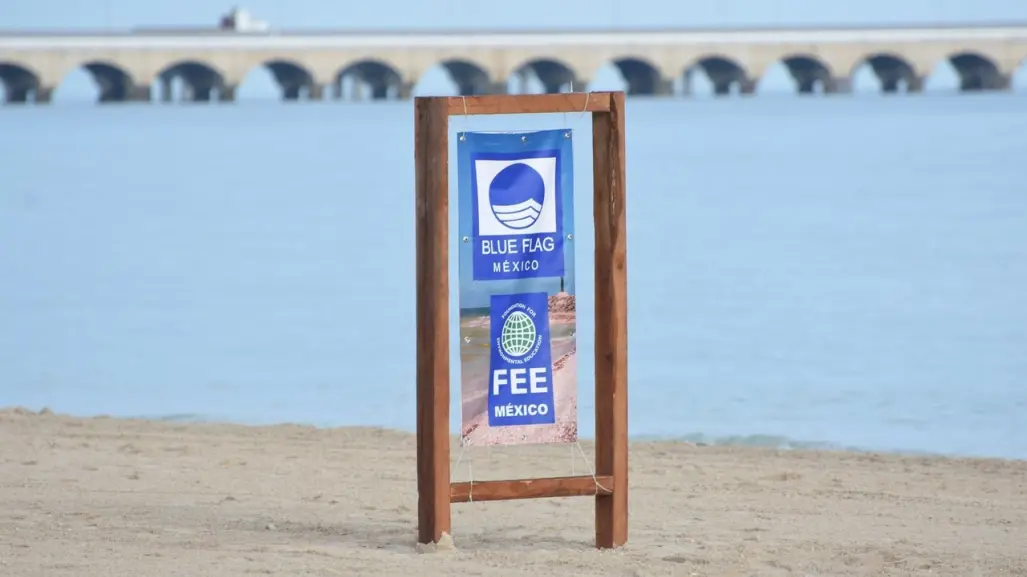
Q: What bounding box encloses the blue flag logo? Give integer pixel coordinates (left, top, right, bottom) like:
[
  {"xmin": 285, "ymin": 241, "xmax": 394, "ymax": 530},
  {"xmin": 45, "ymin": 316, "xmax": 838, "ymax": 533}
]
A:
[
  {"xmin": 471, "ymin": 149, "xmax": 565, "ymax": 281},
  {"xmin": 488, "ymin": 292, "xmax": 556, "ymax": 427},
  {"xmin": 489, "ymin": 163, "xmax": 546, "ymax": 230}
]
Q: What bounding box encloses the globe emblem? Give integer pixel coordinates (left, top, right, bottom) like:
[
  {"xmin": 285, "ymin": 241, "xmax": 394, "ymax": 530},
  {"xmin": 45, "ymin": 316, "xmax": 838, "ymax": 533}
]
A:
[
  {"xmin": 488, "ymin": 162, "xmax": 545, "ymax": 230},
  {"xmin": 500, "ymin": 311, "xmax": 537, "ymax": 357}
]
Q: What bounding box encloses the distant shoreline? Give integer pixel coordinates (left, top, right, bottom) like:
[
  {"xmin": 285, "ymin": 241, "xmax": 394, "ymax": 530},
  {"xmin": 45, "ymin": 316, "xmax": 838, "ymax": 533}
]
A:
[{"xmin": 2, "ymin": 406, "xmax": 1023, "ymax": 463}]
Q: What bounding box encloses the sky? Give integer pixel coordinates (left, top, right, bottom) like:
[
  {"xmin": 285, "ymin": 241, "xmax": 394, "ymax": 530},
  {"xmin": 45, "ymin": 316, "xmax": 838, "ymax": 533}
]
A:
[
  {"xmin": 1, "ymin": 0, "xmax": 1024, "ymax": 30},
  {"xmin": 2, "ymin": 1, "xmax": 1025, "ymax": 99}
]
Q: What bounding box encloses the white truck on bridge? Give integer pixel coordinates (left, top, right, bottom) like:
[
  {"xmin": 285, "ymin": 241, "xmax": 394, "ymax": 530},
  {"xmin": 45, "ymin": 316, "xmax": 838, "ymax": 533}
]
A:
[{"xmin": 218, "ymin": 7, "xmax": 269, "ymax": 33}]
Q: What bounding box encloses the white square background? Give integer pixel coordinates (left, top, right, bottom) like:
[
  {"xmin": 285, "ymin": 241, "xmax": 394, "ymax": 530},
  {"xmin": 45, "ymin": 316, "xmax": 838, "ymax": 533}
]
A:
[{"xmin": 474, "ymin": 157, "xmax": 557, "ymax": 236}]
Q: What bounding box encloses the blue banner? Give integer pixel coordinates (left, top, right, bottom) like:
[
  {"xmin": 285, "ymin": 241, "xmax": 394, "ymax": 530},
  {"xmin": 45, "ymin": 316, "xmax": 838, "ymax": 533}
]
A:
[
  {"xmin": 457, "ymin": 129, "xmax": 578, "ymax": 447},
  {"xmin": 464, "ymin": 131, "xmax": 569, "ymax": 281},
  {"xmin": 487, "ymin": 291, "xmax": 556, "ymax": 427}
]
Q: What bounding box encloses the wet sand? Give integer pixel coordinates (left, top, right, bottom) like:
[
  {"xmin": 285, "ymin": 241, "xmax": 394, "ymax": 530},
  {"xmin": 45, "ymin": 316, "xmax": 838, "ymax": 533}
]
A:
[{"xmin": 2, "ymin": 407, "xmax": 1026, "ymax": 577}]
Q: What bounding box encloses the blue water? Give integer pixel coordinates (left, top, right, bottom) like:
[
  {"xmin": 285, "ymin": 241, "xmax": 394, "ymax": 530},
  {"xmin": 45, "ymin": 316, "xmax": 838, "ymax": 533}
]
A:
[{"xmin": 2, "ymin": 94, "xmax": 1026, "ymax": 460}]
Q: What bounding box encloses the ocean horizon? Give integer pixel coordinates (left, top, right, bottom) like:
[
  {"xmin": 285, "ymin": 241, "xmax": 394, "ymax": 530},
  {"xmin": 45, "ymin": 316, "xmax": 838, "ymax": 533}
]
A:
[{"xmin": 2, "ymin": 93, "xmax": 1025, "ymax": 462}]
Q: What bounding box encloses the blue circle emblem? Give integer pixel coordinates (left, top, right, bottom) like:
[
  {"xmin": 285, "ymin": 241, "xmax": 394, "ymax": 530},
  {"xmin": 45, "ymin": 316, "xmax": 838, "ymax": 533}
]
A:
[{"xmin": 488, "ymin": 163, "xmax": 545, "ymax": 230}]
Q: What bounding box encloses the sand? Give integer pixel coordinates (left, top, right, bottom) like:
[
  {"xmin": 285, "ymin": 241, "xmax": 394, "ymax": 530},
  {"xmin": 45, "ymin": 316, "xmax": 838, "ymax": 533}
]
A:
[{"xmin": 2, "ymin": 408, "xmax": 1025, "ymax": 577}]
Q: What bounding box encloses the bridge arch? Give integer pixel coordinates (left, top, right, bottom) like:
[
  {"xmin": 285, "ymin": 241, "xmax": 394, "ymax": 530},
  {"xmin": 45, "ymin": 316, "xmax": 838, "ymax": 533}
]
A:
[
  {"xmin": 0, "ymin": 61, "xmax": 44, "ymax": 103},
  {"xmin": 774, "ymin": 54, "xmax": 837, "ymax": 94},
  {"xmin": 438, "ymin": 58, "xmax": 494, "ymax": 96},
  {"xmin": 610, "ymin": 56, "xmax": 665, "ymax": 95},
  {"xmin": 849, "ymin": 52, "xmax": 922, "ymax": 93},
  {"xmin": 156, "ymin": 60, "xmax": 228, "ymax": 102},
  {"xmin": 946, "ymin": 51, "xmax": 1006, "ymax": 91},
  {"xmin": 336, "ymin": 59, "xmax": 403, "ymax": 100},
  {"xmin": 62, "ymin": 61, "xmax": 142, "ymax": 103},
  {"xmin": 261, "ymin": 59, "xmax": 316, "ymax": 100},
  {"xmin": 509, "ymin": 57, "xmax": 581, "ymax": 94},
  {"xmin": 683, "ymin": 54, "xmax": 755, "ymax": 96}
]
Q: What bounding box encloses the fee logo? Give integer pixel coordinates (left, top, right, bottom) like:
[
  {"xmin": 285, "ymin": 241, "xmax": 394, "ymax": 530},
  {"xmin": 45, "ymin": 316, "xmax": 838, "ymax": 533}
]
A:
[{"xmin": 488, "ymin": 291, "xmax": 556, "ymax": 427}]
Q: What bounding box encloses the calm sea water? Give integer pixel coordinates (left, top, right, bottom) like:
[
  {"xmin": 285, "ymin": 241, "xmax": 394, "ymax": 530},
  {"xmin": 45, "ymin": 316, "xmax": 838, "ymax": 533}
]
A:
[{"xmin": 2, "ymin": 93, "xmax": 1026, "ymax": 460}]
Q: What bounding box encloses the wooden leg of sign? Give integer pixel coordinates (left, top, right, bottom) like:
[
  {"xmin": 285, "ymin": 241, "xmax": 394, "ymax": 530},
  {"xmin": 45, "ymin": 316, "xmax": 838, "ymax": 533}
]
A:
[
  {"xmin": 591, "ymin": 91, "xmax": 629, "ymax": 549},
  {"xmin": 414, "ymin": 97, "xmax": 452, "ymax": 545}
]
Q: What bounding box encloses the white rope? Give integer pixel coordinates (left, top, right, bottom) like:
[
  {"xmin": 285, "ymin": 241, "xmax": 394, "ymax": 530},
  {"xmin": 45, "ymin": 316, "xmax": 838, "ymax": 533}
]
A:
[
  {"xmin": 573, "ymin": 439, "xmax": 612, "ymax": 495},
  {"xmin": 578, "ymin": 90, "xmax": 591, "ymax": 121},
  {"xmin": 451, "ymin": 442, "xmax": 474, "ymax": 503},
  {"xmin": 458, "ymin": 94, "xmax": 470, "ymax": 142}
]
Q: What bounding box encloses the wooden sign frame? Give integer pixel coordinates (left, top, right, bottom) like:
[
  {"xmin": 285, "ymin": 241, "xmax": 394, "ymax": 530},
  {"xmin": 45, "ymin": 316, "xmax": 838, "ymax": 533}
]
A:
[{"xmin": 414, "ymin": 91, "xmax": 628, "ymax": 549}]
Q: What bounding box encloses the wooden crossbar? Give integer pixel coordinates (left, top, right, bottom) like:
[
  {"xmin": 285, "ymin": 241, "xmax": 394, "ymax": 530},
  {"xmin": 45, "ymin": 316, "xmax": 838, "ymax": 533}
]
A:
[
  {"xmin": 445, "ymin": 92, "xmax": 613, "ymax": 116},
  {"xmin": 450, "ymin": 475, "xmax": 614, "ymax": 503}
]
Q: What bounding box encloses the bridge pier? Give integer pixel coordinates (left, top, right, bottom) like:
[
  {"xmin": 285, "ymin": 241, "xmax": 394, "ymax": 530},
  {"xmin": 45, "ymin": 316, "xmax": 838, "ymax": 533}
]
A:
[
  {"xmin": 826, "ymin": 77, "xmax": 852, "ymax": 94},
  {"xmin": 191, "ymin": 85, "xmax": 212, "ymax": 102},
  {"xmin": 796, "ymin": 78, "xmax": 818, "ymax": 93},
  {"xmin": 129, "ymin": 85, "xmax": 151, "ymax": 102},
  {"xmin": 531, "ymin": 63, "xmax": 577, "ymax": 94},
  {"xmin": 712, "ymin": 78, "xmax": 757, "ymax": 96},
  {"xmin": 280, "ymin": 83, "xmax": 325, "ymax": 100},
  {"xmin": 3, "ymin": 86, "xmax": 52, "ymax": 104},
  {"xmin": 2, "ymin": 84, "xmax": 52, "ymax": 104},
  {"xmin": 960, "ymin": 71, "xmax": 1011, "ymax": 91},
  {"xmin": 445, "ymin": 65, "xmax": 499, "ymax": 95},
  {"xmin": 333, "ymin": 80, "xmax": 370, "ymax": 101},
  {"xmin": 163, "ymin": 83, "xmax": 235, "ymax": 103},
  {"xmin": 5, "ymin": 88, "xmax": 28, "ymax": 103},
  {"xmin": 707, "ymin": 67, "xmax": 757, "ymax": 96},
  {"xmin": 620, "ymin": 64, "xmax": 670, "ymax": 96},
  {"xmin": 790, "ymin": 76, "xmax": 853, "ymax": 94},
  {"xmin": 882, "ymin": 75, "xmax": 924, "ymax": 93},
  {"xmin": 682, "ymin": 69, "xmax": 694, "ymax": 96},
  {"xmin": 793, "ymin": 71, "xmax": 849, "ymax": 94},
  {"xmin": 331, "ymin": 80, "xmax": 351, "ymax": 100},
  {"xmin": 97, "ymin": 83, "xmax": 127, "ymax": 103},
  {"xmin": 452, "ymin": 79, "xmax": 507, "ymax": 96}
]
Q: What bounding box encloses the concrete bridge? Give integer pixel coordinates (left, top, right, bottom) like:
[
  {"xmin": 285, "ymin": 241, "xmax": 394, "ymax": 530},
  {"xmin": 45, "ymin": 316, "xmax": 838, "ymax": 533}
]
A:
[{"xmin": 1, "ymin": 23, "xmax": 1026, "ymax": 104}]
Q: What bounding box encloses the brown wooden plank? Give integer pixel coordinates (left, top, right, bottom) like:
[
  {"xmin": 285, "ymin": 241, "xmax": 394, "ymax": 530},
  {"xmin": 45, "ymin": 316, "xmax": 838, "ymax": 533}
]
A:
[
  {"xmin": 591, "ymin": 91, "xmax": 629, "ymax": 549},
  {"xmin": 450, "ymin": 475, "xmax": 614, "ymax": 503},
  {"xmin": 445, "ymin": 92, "xmax": 613, "ymax": 116},
  {"xmin": 414, "ymin": 96, "xmax": 452, "ymax": 545}
]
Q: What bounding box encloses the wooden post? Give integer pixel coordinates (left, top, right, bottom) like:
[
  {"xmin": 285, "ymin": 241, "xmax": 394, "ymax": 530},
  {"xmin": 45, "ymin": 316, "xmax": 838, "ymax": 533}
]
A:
[
  {"xmin": 592, "ymin": 91, "xmax": 629, "ymax": 548},
  {"xmin": 413, "ymin": 92, "xmax": 628, "ymax": 549},
  {"xmin": 414, "ymin": 96, "xmax": 452, "ymax": 545}
]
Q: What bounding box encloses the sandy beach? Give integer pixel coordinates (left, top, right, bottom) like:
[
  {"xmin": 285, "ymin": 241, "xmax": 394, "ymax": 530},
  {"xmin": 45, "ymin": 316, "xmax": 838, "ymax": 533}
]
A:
[{"xmin": 2, "ymin": 408, "xmax": 1025, "ymax": 577}]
